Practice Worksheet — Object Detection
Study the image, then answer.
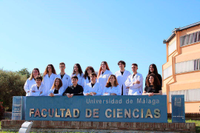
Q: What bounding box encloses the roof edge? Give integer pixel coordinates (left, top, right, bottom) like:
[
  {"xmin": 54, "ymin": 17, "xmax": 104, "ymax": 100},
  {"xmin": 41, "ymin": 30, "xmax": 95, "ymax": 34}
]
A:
[{"xmin": 163, "ymin": 21, "xmax": 200, "ymax": 44}]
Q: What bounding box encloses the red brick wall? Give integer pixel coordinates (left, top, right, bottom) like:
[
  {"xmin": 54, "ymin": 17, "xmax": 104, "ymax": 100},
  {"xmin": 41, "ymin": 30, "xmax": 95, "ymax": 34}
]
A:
[{"xmin": 1, "ymin": 120, "xmax": 196, "ymax": 132}]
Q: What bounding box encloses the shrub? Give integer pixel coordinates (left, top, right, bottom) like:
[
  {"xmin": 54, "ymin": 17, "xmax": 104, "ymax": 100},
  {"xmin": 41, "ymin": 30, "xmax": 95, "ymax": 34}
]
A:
[{"xmin": 0, "ymin": 70, "xmax": 26, "ymax": 111}]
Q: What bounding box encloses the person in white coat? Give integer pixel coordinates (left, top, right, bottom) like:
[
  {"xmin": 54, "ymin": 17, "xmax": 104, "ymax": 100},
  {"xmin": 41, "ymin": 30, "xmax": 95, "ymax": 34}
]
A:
[
  {"xmin": 49, "ymin": 78, "xmax": 65, "ymax": 96},
  {"xmin": 97, "ymin": 61, "xmax": 112, "ymax": 89},
  {"xmin": 83, "ymin": 73, "xmax": 102, "ymax": 96},
  {"xmin": 115, "ymin": 60, "xmax": 131, "ymax": 95},
  {"xmin": 43, "ymin": 64, "xmax": 57, "ymax": 96},
  {"xmin": 83, "ymin": 66, "xmax": 95, "ymax": 87},
  {"xmin": 57, "ymin": 62, "xmax": 71, "ymax": 91},
  {"xmin": 71, "ymin": 63, "xmax": 84, "ymax": 87},
  {"xmin": 24, "ymin": 68, "xmax": 40, "ymax": 96},
  {"xmin": 125, "ymin": 63, "xmax": 143, "ymax": 95},
  {"xmin": 103, "ymin": 75, "xmax": 121, "ymax": 95},
  {"xmin": 29, "ymin": 75, "xmax": 46, "ymax": 96}
]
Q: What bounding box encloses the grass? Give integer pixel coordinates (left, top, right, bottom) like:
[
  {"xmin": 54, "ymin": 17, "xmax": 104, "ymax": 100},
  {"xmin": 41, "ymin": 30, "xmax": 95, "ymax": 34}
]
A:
[{"xmin": 1, "ymin": 120, "xmax": 200, "ymax": 132}]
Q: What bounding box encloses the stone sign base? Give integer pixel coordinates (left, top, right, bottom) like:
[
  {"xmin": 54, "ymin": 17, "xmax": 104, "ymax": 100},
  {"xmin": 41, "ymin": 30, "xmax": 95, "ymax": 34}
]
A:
[{"xmin": 1, "ymin": 120, "xmax": 196, "ymax": 133}]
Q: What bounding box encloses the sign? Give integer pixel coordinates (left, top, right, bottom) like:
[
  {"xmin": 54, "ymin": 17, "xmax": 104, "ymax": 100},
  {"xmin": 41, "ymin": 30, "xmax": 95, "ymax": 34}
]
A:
[
  {"xmin": 171, "ymin": 95, "xmax": 185, "ymax": 123},
  {"xmin": 12, "ymin": 96, "xmax": 26, "ymax": 120},
  {"xmin": 25, "ymin": 95, "xmax": 167, "ymax": 123}
]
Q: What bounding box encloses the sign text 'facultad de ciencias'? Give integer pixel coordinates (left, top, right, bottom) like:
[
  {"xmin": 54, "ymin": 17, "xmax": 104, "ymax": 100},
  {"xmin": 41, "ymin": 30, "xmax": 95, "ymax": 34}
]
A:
[{"xmin": 26, "ymin": 96, "xmax": 167, "ymax": 123}]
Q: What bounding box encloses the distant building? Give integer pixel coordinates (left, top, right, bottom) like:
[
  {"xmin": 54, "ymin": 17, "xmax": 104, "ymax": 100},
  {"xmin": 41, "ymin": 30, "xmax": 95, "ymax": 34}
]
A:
[{"xmin": 163, "ymin": 21, "xmax": 200, "ymax": 113}]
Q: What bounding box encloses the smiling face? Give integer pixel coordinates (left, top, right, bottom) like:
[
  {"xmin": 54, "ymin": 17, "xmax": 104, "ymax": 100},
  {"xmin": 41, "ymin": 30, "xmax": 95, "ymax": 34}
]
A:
[
  {"xmin": 47, "ymin": 65, "xmax": 52, "ymax": 73},
  {"xmin": 149, "ymin": 76, "xmax": 154, "ymax": 84},
  {"xmin": 33, "ymin": 69, "xmax": 39, "ymax": 78},
  {"xmin": 118, "ymin": 62, "xmax": 125, "ymax": 70},
  {"xmin": 59, "ymin": 64, "xmax": 65, "ymax": 72},
  {"xmin": 36, "ymin": 79, "xmax": 42, "ymax": 86},
  {"xmin": 72, "ymin": 78, "xmax": 78, "ymax": 85},
  {"xmin": 101, "ymin": 62, "xmax": 106, "ymax": 71},
  {"xmin": 87, "ymin": 68, "xmax": 92, "ymax": 75},
  {"xmin": 55, "ymin": 79, "xmax": 60, "ymax": 87},
  {"xmin": 90, "ymin": 75, "xmax": 97, "ymax": 83},
  {"xmin": 149, "ymin": 65, "xmax": 154, "ymax": 73},
  {"xmin": 131, "ymin": 65, "xmax": 138, "ymax": 73},
  {"xmin": 74, "ymin": 65, "xmax": 78, "ymax": 73},
  {"xmin": 109, "ymin": 75, "xmax": 115, "ymax": 84}
]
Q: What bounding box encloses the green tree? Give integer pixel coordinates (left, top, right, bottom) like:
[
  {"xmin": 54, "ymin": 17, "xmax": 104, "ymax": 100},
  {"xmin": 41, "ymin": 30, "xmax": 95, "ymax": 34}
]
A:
[
  {"xmin": 17, "ymin": 68, "xmax": 31, "ymax": 78},
  {"xmin": 0, "ymin": 70, "xmax": 26, "ymax": 111}
]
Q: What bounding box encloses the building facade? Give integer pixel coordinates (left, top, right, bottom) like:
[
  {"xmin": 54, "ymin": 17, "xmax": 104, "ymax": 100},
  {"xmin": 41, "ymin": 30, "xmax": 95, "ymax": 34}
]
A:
[{"xmin": 163, "ymin": 21, "xmax": 200, "ymax": 113}]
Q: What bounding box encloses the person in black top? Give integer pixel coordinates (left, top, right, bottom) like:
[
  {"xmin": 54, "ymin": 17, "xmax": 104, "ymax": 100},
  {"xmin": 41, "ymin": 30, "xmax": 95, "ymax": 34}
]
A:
[
  {"xmin": 143, "ymin": 73, "xmax": 162, "ymax": 96},
  {"xmin": 63, "ymin": 76, "xmax": 83, "ymax": 98},
  {"xmin": 145, "ymin": 64, "xmax": 162, "ymax": 86}
]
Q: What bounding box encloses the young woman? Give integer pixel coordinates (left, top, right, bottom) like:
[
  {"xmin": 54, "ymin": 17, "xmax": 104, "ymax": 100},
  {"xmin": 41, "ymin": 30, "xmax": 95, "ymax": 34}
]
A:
[
  {"xmin": 83, "ymin": 66, "xmax": 95, "ymax": 87},
  {"xmin": 103, "ymin": 75, "xmax": 121, "ymax": 95},
  {"xmin": 71, "ymin": 63, "xmax": 84, "ymax": 87},
  {"xmin": 24, "ymin": 68, "xmax": 40, "ymax": 96},
  {"xmin": 146, "ymin": 64, "xmax": 162, "ymax": 86},
  {"xmin": 49, "ymin": 78, "xmax": 64, "ymax": 96},
  {"xmin": 143, "ymin": 73, "xmax": 162, "ymax": 96},
  {"xmin": 43, "ymin": 64, "xmax": 57, "ymax": 96},
  {"xmin": 97, "ymin": 61, "xmax": 112, "ymax": 89}
]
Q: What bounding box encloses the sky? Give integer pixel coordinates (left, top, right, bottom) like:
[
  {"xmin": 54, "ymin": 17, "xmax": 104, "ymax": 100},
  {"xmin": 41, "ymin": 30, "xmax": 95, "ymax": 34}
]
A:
[{"xmin": 0, "ymin": 0, "xmax": 200, "ymax": 78}]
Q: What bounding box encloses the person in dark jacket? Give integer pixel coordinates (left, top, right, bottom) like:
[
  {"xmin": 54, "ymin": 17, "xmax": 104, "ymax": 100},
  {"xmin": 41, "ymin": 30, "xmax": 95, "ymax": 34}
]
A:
[{"xmin": 63, "ymin": 76, "xmax": 83, "ymax": 98}]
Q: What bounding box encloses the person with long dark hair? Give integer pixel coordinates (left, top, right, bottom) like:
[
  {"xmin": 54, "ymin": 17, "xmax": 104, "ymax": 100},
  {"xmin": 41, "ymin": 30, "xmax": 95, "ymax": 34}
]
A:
[
  {"xmin": 146, "ymin": 64, "xmax": 162, "ymax": 86},
  {"xmin": 97, "ymin": 61, "xmax": 112, "ymax": 89},
  {"xmin": 49, "ymin": 78, "xmax": 64, "ymax": 96},
  {"xmin": 115, "ymin": 60, "xmax": 131, "ymax": 95},
  {"xmin": 83, "ymin": 66, "xmax": 95, "ymax": 87},
  {"xmin": 43, "ymin": 64, "xmax": 57, "ymax": 95},
  {"xmin": 71, "ymin": 63, "xmax": 84, "ymax": 87},
  {"xmin": 143, "ymin": 73, "xmax": 162, "ymax": 96},
  {"xmin": 102, "ymin": 75, "xmax": 121, "ymax": 95},
  {"xmin": 24, "ymin": 68, "xmax": 40, "ymax": 96}
]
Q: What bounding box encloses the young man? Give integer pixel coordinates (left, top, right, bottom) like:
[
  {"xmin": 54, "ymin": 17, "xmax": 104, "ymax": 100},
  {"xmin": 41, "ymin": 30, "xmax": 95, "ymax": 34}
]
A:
[
  {"xmin": 57, "ymin": 62, "xmax": 71, "ymax": 91},
  {"xmin": 62, "ymin": 76, "xmax": 83, "ymax": 98},
  {"xmin": 125, "ymin": 63, "xmax": 143, "ymax": 95},
  {"xmin": 115, "ymin": 60, "xmax": 131, "ymax": 95},
  {"xmin": 83, "ymin": 73, "xmax": 102, "ymax": 96},
  {"xmin": 29, "ymin": 75, "xmax": 46, "ymax": 96}
]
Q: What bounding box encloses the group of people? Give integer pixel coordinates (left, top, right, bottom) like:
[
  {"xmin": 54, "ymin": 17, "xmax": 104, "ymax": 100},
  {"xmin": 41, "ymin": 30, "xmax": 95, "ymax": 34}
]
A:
[{"xmin": 24, "ymin": 61, "xmax": 162, "ymax": 98}]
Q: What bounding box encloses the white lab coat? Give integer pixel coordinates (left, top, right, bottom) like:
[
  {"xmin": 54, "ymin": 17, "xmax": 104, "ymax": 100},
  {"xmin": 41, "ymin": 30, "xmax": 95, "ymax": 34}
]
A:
[
  {"xmin": 102, "ymin": 85, "xmax": 121, "ymax": 96},
  {"xmin": 115, "ymin": 70, "xmax": 131, "ymax": 95},
  {"xmin": 57, "ymin": 73, "xmax": 71, "ymax": 91},
  {"xmin": 29, "ymin": 83, "xmax": 46, "ymax": 96},
  {"xmin": 24, "ymin": 78, "xmax": 36, "ymax": 96},
  {"xmin": 125, "ymin": 73, "xmax": 143, "ymax": 95},
  {"xmin": 97, "ymin": 70, "xmax": 112, "ymax": 89},
  {"xmin": 43, "ymin": 73, "xmax": 58, "ymax": 96},
  {"xmin": 83, "ymin": 77, "xmax": 90, "ymax": 87},
  {"xmin": 48, "ymin": 87, "xmax": 65, "ymax": 96},
  {"xmin": 71, "ymin": 73, "xmax": 84, "ymax": 87},
  {"xmin": 83, "ymin": 82, "xmax": 102, "ymax": 96}
]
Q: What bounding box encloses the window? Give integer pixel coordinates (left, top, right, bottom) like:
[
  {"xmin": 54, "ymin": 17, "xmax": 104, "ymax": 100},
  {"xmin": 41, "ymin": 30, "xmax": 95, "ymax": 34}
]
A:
[
  {"xmin": 163, "ymin": 65, "xmax": 172, "ymax": 79},
  {"xmin": 176, "ymin": 60, "xmax": 194, "ymax": 74},
  {"xmin": 180, "ymin": 30, "xmax": 200, "ymax": 47},
  {"xmin": 169, "ymin": 88, "xmax": 200, "ymax": 102},
  {"xmin": 175, "ymin": 59, "xmax": 200, "ymax": 74},
  {"xmin": 168, "ymin": 40, "xmax": 176, "ymax": 55}
]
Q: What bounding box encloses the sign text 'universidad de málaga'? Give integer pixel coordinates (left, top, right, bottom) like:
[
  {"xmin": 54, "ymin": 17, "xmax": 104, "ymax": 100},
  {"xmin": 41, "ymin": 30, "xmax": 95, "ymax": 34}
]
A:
[{"xmin": 25, "ymin": 95, "xmax": 167, "ymax": 123}]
